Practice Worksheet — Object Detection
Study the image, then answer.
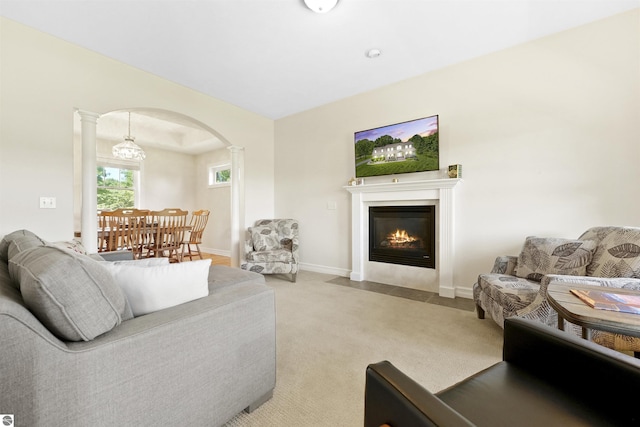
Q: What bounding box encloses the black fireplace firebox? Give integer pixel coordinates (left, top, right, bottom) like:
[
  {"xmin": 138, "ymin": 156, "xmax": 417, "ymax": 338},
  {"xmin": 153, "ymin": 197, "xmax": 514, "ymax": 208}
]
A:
[{"xmin": 369, "ymin": 206, "xmax": 435, "ymax": 269}]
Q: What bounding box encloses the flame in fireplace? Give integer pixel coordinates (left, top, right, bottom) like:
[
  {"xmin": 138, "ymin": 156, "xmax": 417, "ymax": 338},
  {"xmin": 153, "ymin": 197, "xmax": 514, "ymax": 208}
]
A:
[{"xmin": 387, "ymin": 229, "xmax": 417, "ymax": 245}]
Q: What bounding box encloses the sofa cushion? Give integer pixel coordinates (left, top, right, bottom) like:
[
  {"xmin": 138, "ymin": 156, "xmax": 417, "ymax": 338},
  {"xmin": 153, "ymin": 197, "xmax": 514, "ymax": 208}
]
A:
[
  {"xmin": 476, "ymin": 273, "xmax": 540, "ymax": 312},
  {"xmin": 579, "ymin": 226, "xmax": 640, "ymax": 278},
  {"xmin": 8, "ymin": 245, "xmax": 130, "ymax": 341},
  {"xmin": 207, "ymin": 265, "xmax": 265, "ymax": 291},
  {"xmin": 0, "ymin": 229, "xmax": 46, "ymax": 263},
  {"xmin": 102, "ymin": 259, "xmax": 211, "ymax": 317},
  {"xmin": 515, "ymin": 237, "xmax": 596, "ymax": 282},
  {"xmin": 251, "ymin": 225, "xmax": 282, "ymax": 251}
]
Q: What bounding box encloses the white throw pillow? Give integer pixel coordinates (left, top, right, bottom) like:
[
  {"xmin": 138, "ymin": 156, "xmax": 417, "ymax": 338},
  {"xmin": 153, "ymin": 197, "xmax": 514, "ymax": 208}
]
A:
[
  {"xmin": 111, "ymin": 258, "xmax": 169, "ymax": 267},
  {"xmin": 102, "ymin": 259, "xmax": 211, "ymax": 317}
]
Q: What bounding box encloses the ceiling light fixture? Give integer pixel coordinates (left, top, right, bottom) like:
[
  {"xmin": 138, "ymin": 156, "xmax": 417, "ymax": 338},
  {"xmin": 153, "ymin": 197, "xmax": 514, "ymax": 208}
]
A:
[
  {"xmin": 304, "ymin": 0, "xmax": 338, "ymax": 14},
  {"xmin": 366, "ymin": 48, "xmax": 382, "ymax": 59},
  {"xmin": 112, "ymin": 112, "xmax": 146, "ymax": 161}
]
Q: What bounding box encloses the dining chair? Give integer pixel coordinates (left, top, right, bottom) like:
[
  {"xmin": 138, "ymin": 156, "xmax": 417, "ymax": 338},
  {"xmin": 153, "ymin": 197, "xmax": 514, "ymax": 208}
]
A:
[
  {"xmin": 99, "ymin": 209, "xmax": 151, "ymax": 257},
  {"xmin": 120, "ymin": 209, "xmax": 152, "ymax": 260},
  {"xmin": 181, "ymin": 209, "xmax": 210, "ymax": 261},
  {"xmin": 148, "ymin": 208, "xmax": 189, "ymax": 262},
  {"xmin": 97, "ymin": 210, "xmax": 110, "ymax": 252},
  {"xmin": 100, "ymin": 209, "xmax": 130, "ymax": 252}
]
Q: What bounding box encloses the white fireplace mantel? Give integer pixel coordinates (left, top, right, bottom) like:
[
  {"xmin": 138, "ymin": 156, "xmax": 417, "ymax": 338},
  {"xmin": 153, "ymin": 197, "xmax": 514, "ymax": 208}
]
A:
[{"xmin": 345, "ymin": 178, "xmax": 461, "ymax": 298}]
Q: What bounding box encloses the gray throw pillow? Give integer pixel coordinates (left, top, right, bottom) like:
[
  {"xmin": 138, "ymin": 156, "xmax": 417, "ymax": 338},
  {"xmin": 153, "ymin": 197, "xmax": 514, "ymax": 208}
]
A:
[
  {"xmin": 8, "ymin": 245, "xmax": 130, "ymax": 341},
  {"xmin": 515, "ymin": 236, "xmax": 596, "ymax": 282},
  {"xmin": 5, "ymin": 236, "xmax": 47, "ymax": 290},
  {"xmin": 0, "ymin": 229, "xmax": 45, "ymax": 262}
]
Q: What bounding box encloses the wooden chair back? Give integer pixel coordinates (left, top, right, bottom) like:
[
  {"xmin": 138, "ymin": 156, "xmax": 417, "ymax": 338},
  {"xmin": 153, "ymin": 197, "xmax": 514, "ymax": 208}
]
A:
[
  {"xmin": 99, "ymin": 209, "xmax": 150, "ymax": 256},
  {"xmin": 119, "ymin": 209, "xmax": 152, "ymax": 259},
  {"xmin": 182, "ymin": 209, "xmax": 210, "ymax": 260},
  {"xmin": 188, "ymin": 210, "xmax": 210, "ymax": 245},
  {"xmin": 97, "ymin": 210, "xmax": 110, "ymax": 252},
  {"xmin": 149, "ymin": 208, "xmax": 189, "ymax": 262}
]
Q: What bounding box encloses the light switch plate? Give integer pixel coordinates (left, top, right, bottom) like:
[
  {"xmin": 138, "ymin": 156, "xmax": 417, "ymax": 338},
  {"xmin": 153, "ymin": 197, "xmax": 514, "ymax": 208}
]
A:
[{"xmin": 39, "ymin": 197, "xmax": 56, "ymax": 209}]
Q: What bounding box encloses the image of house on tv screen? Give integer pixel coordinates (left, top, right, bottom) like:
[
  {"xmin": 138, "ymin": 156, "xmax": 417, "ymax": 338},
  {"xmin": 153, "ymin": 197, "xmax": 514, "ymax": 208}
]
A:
[{"xmin": 354, "ymin": 115, "xmax": 439, "ymax": 178}]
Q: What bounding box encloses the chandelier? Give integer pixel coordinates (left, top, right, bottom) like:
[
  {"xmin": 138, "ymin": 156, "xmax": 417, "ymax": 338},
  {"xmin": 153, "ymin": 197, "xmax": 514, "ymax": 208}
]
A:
[{"xmin": 112, "ymin": 112, "xmax": 146, "ymax": 160}]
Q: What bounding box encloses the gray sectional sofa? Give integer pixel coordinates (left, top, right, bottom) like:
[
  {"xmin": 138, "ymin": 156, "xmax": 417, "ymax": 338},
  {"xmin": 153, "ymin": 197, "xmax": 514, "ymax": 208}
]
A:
[{"xmin": 0, "ymin": 230, "xmax": 276, "ymax": 426}]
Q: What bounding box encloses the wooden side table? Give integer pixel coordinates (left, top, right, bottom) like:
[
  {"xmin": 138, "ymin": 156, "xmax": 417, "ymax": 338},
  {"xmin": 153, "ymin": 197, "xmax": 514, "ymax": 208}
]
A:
[{"xmin": 547, "ymin": 283, "xmax": 640, "ymax": 340}]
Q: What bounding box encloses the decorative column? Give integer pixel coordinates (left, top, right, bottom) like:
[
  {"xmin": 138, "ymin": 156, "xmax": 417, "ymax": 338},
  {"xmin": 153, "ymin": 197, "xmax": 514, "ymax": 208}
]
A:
[
  {"xmin": 77, "ymin": 110, "xmax": 100, "ymax": 254},
  {"xmin": 228, "ymin": 145, "xmax": 245, "ymax": 268}
]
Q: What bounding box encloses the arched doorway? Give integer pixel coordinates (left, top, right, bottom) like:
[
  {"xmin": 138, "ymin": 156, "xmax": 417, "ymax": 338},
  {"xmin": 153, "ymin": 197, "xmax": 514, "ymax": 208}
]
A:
[{"xmin": 74, "ymin": 108, "xmax": 245, "ymax": 266}]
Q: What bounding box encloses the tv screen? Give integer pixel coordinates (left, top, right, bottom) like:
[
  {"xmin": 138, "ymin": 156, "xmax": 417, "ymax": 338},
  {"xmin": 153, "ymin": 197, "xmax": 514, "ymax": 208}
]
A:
[{"xmin": 354, "ymin": 115, "xmax": 439, "ymax": 178}]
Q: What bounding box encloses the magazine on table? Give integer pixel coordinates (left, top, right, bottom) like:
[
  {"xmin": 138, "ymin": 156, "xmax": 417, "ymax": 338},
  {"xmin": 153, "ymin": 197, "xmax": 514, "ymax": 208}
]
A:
[{"xmin": 570, "ymin": 288, "xmax": 640, "ymax": 315}]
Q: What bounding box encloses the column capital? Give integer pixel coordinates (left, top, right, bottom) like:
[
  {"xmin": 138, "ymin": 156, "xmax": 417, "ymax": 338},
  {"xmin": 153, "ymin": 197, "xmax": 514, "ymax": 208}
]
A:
[
  {"xmin": 227, "ymin": 145, "xmax": 245, "ymax": 153},
  {"xmin": 76, "ymin": 109, "xmax": 100, "ymax": 123}
]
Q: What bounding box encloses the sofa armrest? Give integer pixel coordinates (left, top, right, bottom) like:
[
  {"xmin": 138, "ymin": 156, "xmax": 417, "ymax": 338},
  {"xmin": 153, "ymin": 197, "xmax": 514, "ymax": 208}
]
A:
[
  {"xmin": 365, "ymin": 361, "xmax": 474, "ymax": 427},
  {"xmin": 503, "ymin": 318, "xmax": 640, "ymax": 419},
  {"xmin": 490, "ymin": 255, "xmax": 517, "ymax": 275}
]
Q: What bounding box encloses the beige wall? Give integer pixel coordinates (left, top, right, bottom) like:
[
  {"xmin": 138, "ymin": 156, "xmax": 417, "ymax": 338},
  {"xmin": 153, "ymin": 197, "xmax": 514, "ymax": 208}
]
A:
[
  {"xmin": 196, "ymin": 148, "xmax": 232, "ymax": 255},
  {"xmin": 0, "ymin": 17, "xmax": 274, "ymax": 242},
  {"xmin": 274, "ymin": 10, "xmax": 640, "ymax": 295},
  {"xmin": 138, "ymin": 146, "xmax": 197, "ymax": 212}
]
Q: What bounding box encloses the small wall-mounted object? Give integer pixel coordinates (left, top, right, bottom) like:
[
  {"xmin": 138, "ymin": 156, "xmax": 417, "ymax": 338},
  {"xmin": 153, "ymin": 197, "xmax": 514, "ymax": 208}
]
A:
[
  {"xmin": 448, "ymin": 164, "xmax": 462, "ymax": 178},
  {"xmin": 39, "ymin": 196, "xmax": 56, "ymax": 209}
]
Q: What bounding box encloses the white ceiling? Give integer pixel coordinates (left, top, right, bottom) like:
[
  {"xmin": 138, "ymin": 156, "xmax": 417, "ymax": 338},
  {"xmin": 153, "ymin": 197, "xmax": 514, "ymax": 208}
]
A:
[{"xmin": 3, "ymin": 0, "xmax": 639, "ymax": 151}]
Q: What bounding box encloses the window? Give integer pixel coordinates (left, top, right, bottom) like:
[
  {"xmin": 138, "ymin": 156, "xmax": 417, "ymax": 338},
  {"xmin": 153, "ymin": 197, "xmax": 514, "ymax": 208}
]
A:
[
  {"xmin": 208, "ymin": 164, "xmax": 231, "ymax": 187},
  {"xmin": 97, "ymin": 165, "xmax": 136, "ymax": 210}
]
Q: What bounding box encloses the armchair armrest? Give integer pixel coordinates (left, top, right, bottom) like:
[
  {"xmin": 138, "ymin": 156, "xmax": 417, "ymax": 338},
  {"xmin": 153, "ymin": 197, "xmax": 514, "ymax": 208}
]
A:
[
  {"xmin": 243, "ymin": 228, "xmax": 255, "ymax": 258},
  {"xmin": 490, "ymin": 255, "xmax": 517, "ymax": 275},
  {"xmin": 365, "ymin": 361, "xmax": 474, "ymax": 427},
  {"xmin": 290, "ymin": 235, "xmax": 299, "ymax": 262},
  {"xmin": 503, "ymin": 318, "xmax": 640, "ymax": 417}
]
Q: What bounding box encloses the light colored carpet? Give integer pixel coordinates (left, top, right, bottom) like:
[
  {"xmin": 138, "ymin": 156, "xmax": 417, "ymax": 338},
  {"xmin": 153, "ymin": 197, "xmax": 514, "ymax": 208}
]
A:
[{"xmin": 224, "ymin": 270, "xmax": 504, "ymax": 426}]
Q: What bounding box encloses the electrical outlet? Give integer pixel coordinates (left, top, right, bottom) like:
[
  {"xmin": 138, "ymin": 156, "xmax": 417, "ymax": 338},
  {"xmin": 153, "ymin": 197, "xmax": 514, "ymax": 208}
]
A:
[
  {"xmin": 39, "ymin": 197, "xmax": 56, "ymax": 209},
  {"xmin": 327, "ymin": 201, "xmax": 337, "ymax": 210}
]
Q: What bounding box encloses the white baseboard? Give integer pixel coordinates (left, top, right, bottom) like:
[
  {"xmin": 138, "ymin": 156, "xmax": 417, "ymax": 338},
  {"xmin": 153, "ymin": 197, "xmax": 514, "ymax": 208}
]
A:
[
  {"xmin": 455, "ymin": 286, "xmax": 474, "ymax": 299},
  {"xmin": 200, "ymin": 247, "xmax": 231, "ymax": 257},
  {"xmin": 299, "ymin": 262, "xmax": 350, "ymax": 277}
]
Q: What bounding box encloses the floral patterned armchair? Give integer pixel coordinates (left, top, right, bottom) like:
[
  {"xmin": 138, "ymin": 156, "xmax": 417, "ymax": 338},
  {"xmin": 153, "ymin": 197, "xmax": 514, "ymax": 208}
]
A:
[
  {"xmin": 241, "ymin": 219, "xmax": 299, "ymax": 282},
  {"xmin": 473, "ymin": 226, "xmax": 640, "ymax": 354}
]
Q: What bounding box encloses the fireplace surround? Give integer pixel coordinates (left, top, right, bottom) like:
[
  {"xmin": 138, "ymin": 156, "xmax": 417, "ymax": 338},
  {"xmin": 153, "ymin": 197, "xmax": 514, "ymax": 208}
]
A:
[{"xmin": 345, "ymin": 178, "xmax": 461, "ymax": 297}]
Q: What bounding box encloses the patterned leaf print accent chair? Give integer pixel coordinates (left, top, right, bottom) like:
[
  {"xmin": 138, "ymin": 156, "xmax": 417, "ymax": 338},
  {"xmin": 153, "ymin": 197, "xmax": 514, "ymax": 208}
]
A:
[
  {"xmin": 241, "ymin": 219, "xmax": 299, "ymax": 282},
  {"xmin": 473, "ymin": 226, "xmax": 640, "ymax": 354}
]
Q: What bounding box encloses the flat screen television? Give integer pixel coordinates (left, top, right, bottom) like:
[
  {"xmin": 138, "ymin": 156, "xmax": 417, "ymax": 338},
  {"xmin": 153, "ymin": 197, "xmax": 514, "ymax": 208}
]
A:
[{"xmin": 354, "ymin": 115, "xmax": 439, "ymax": 178}]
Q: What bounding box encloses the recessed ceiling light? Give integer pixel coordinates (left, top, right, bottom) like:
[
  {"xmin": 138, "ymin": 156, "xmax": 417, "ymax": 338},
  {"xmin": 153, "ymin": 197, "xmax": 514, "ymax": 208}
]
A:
[
  {"xmin": 366, "ymin": 49, "xmax": 382, "ymax": 59},
  {"xmin": 304, "ymin": 0, "xmax": 339, "ymax": 14}
]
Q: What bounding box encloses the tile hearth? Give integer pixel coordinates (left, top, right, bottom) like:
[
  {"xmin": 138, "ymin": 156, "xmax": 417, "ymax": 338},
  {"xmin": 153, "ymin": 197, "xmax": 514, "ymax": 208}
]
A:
[{"xmin": 326, "ymin": 276, "xmax": 475, "ymax": 311}]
